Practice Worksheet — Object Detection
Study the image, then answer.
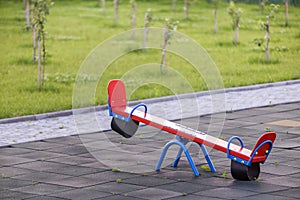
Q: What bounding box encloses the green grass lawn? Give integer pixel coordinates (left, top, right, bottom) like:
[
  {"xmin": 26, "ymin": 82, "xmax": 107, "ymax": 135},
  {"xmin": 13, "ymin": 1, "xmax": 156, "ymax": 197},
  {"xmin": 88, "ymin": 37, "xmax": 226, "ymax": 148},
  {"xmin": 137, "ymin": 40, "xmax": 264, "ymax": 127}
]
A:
[{"xmin": 0, "ymin": 0, "xmax": 299, "ymax": 119}]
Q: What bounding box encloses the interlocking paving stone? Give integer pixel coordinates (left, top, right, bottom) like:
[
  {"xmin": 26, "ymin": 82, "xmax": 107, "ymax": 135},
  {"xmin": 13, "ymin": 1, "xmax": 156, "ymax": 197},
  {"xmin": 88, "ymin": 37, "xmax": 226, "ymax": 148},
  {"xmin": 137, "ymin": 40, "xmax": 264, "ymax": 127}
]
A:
[
  {"xmin": 0, "ymin": 155, "xmax": 33, "ymax": 166},
  {"xmin": 13, "ymin": 161, "xmax": 72, "ymax": 171},
  {"xmin": 15, "ymin": 151, "xmax": 66, "ymax": 160},
  {"xmin": 0, "ymin": 166, "xmax": 35, "ymax": 178},
  {"xmin": 48, "ymin": 155, "xmax": 97, "ymax": 165},
  {"xmin": 45, "ymin": 165, "xmax": 104, "ymax": 177},
  {"xmin": 122, "ymin": 176, "xmax": 177, "ymax": 187},
  {"xmin": 260, "ymin": 176, "xmax": 300, "ymax": 188},
  {"xmin": 126, "ymin": 188, "xmax": 182, "ymax": 200},
  {"xmin": 94, "ymin": 194, "xmax": 143, "ymax": 200},
  {"xmin": 11, "ymin": 171, "xmax": 73, "ymax": 183},
  {"xmin": 11, "ymin": 183, "xmax": 73, "ymax": 195},
  {"xmin": 82, "ymin": 171, "xmax": 139, "ymax": 183},
  {"xmin": 48, "ymin": 188, "xmax": 111, "ymax": 199},
  {"xmin": 12, "ymin": 141, "xmax": 65, "ymax": 151},
  {"xmin": 0, "ymin": 188, "xmax": 37, "ymax": 200},
  {"xmin": 89, "ymin": 181, "xmax": 146, "ymax": 194},
  {"xmin": 46, "ymin": 176, "xmax": 108, "ymax": 188},
  {"xmin": 229, "ymin": 181, "xmax": 289, "ymax": 193},
  {"xmin": 261, "ymin": 164, "xmax": 300, "ymax": 176},
  {"xmin": 47, "ymin": 145, "xmax": 90, "ymax": 156},
  {"xmin": 0, "ymin": 146, "xmax": 34, "ymax": 156},
  {"xmin": 271, "ymin": 188, "xmax": 300, "ymax": 199},
  {"xmin": 0, "ymin": 178, "xmax": 33, "ymax": 189},
  {"xmin": 194, "ymin": 187, "xmax": 258, "ymax": 199},
  {"xmin": 25, "ymin": 196, "xmax": 66, "ymax": 200},
  {"xmin": 156, "ymin": 181, "xmax": 214, "ymax": 194},
  {"xmin": 241, "ymin": 193, "xmax": 296, "ymax": 200}
]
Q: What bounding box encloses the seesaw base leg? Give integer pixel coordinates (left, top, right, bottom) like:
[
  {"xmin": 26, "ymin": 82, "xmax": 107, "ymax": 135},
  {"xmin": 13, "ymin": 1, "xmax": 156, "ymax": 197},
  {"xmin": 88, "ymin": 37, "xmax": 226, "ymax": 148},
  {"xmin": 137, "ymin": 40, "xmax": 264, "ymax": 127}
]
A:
[{"xmin": 155, "ymin": 136, "xmax": 216, "ymax": 176}]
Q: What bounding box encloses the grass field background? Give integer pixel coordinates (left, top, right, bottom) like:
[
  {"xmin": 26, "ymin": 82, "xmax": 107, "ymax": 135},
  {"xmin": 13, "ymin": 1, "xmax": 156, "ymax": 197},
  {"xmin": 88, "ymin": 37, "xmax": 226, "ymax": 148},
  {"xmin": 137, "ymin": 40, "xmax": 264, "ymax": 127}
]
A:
[{"xmin": 0, "ymin": 0, "xmax": 299, "ymax": 119}]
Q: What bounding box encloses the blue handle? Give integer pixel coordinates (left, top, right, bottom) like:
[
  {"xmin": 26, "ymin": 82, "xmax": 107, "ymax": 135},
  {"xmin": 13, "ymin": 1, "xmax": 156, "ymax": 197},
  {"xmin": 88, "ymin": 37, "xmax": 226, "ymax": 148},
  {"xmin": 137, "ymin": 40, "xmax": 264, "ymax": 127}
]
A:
[
  {"xmin": 227, "ymin": 136, "xmax": 244, "ymax": 158},
  {"xmin": 129, "ymin": 103, "xmax": 148, "ymax": 118}
]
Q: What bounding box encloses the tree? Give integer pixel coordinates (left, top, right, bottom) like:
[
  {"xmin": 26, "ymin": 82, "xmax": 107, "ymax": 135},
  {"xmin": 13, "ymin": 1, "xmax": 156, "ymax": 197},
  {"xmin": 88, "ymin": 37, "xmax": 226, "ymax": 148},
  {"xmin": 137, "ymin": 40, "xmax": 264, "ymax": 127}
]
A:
[
  {"xmin": 32, "ymin": 0, "xmax": 53, "ymax": 88},
  {"xmin": 101, "ymin": 0, "xmax": 105, "ymax": 14},
  {"xmin": 261, "ymin": 4, "xmax": 279, "ymax": 60},
  {"xmin": 184, "ymin": 0, "xmax": 189, "ymax": 20},
  {"xmin": 143, "ymin": 9, "xmax": 152, "ymax": 49},
  {"xmin": 114, "ymin": 0, "xmax": 119, "ymax": 26},
  {"xmin": 130, "ymin": 0, "xmax": 137, "ymax": 39},
  {"xmin": 25, "ymin": 0, "xmax": 31, "ymax": 31},
  {"xmin": 285, "ymin": 0, "xmax": 289, "ymax": 26},
  {"xmin": 260, "ymin": 0, "xmax": 265, "ymax": 15},
  {"xmin": 213, "ymin": 0, "xmax": 218, "ymax": 34},
  {"xmin": 160, "ymin": 19, "xmax": 179, "ymax": 74},
  {"xmin": 228, "ymin": 0, "xmax": 242, "ymax": 45},
  {"xmin": 172, "ymin": 0, "xmax": 176, "ymax": 12}
]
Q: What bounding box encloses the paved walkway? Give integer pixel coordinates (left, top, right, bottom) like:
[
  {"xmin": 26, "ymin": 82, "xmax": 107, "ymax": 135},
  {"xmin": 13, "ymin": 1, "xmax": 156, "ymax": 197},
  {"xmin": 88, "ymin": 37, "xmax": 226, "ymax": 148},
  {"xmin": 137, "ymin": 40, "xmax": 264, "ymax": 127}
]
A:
[
  {"xmin": 0, "ymin": 80, "xmax": 300, "ymax": 147},
  {"xmin": 0, "ymin": 101, "xmax": 299, "ymax": 199}
]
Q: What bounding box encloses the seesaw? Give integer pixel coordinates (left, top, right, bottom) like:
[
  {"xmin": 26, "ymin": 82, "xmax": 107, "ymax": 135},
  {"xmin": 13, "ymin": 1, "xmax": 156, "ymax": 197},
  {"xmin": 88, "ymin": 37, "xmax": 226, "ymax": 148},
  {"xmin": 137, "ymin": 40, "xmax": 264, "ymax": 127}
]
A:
[{"xmin": 107, "ymin": 79, "xmax": 276, "ymax": 181}]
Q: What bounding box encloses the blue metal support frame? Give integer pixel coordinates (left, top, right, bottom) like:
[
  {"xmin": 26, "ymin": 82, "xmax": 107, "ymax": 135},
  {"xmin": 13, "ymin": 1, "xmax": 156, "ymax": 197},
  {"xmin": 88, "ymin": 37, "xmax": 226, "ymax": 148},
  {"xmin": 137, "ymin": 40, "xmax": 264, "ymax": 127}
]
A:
[{"xmin": 155, "ymin": 136, "xmax": 216, "ymax": 176}]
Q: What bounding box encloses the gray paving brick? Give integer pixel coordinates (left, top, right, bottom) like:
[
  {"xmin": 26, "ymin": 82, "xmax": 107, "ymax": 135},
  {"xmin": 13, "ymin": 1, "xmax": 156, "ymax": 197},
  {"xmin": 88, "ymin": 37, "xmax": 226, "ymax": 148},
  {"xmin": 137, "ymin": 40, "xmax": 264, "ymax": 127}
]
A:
[
  {"xmin": 0, "ymin": 188, "xmax": 37, "ymax": 200},
  {"xmin": 12, "ymin": 141, "xmax": 65, "ymax": 151},
  {"xmin": 0, "ymin": 166, "xmax": 34, "ymax": 178},
  {"xmin": 14, "ymin": 161, "xmax": 72, "ymax": 171},
  {"xmin": 0, "ymin": 146, "xmax": 34, "ymax": 156},
  {"xmin": 48, "ymin": 155, "xmax": 96, "ymax": 165},
  {"xmin": 48, "ymin": 188, "xmax": 110, "ymax": 199},
  {"xmin": 165, "ymin": 194, "xmax": 223, "ymax": 200},
  {"xmin": 94, "ymin": 194, "xmax": 143, "ymax": 200},
  {"xmin": 229, "ymin": 181, "xmax": 289, "ymax": 193},
  {"xmin": 126, "ymin": 188, "xmax": 182, "ymax": 200},
  {"xmin": 11, "ymin": 183, "xmax": 73, "ymax": 195},
  {"xmin": 82, "ymin": 171, "xmax": 139, "ymax": 182},
  {"xmin": 47, "ymin": 145, "xmax": 90, "ymax": 156},
  {"xmin": 241, "ymin": 193, "xmax": 296, "ymax": 200},
  {"xmin": 122, "ymin": 175, "xmax": 177, "ymax": 187},
  {"xmin": 90, "ymin": 181, "xmax": 146, "ymax": 194},
  {"xmin": 156, "ymin": 181, "xmax": 214, "ymax": 194},
  {"xmin": 261, "ymin": 176, "xmax": 300, "ymax": 187},
  {"xmin": 12, "ymin": 171, "xmax": 72, "ymax": 183},
  {"xmin": 261, "ymin": 164, "xmax": 300, "ymax": 176},
  {"xmin": 0, "ymin": 155, "xmax": 33, "ymax": 166},
  {"xmin": 194, "ymin": 187, "xmax": 258, "ymax": 199},
  {"xmin": 271, "ymin": 188, "xmax": 300, "ymax": 199},
  {"xmin": 0, "ymin": 177, "xmax": 33, "ymax": 189},
  {"xmin": 25, "ymin": 196, "xmax": 66, "ymax": 200},
  {"xmin": 46, "ymin": 176, "xmax": 108, "ymax": 188}
]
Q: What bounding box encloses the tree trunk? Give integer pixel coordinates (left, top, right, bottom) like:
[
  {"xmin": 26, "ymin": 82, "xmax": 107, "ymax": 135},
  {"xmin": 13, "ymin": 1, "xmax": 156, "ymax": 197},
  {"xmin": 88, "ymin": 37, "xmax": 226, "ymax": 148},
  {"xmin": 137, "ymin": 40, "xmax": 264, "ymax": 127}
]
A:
[
  {"xmin": 285, "ymin": 0, "xmax": 289, "ymax": 26},
  {"xmin": 33, "ymin": 24, "xmax": 37, "ymax": 61},
  {"xmin": 265, "ymin": 16, "xmax": 270, "ymax": 60},
  {"xmin": 261, "ymin": 0, "xmax": 264, "ymax": 15},
  {"xmin": 234, "ymin": 24, "xmax": 239, "ymax": 45},
  {"xmin": 38, "ymin": 39, "xmax": 42, "ymax": 88},
  {"xmin": 132, "ymin": 2, "xmax": 137, "ymax": 39},
  {"xmin": 160, "ymin": 26, "xmax": 167, "ymax": 74},
  {"xmin": 184, "ymin": 0, "xmax": 188, "ymax": 20},
  {"xmin": 101, "ymin": 0, "xmax": 105, "ymax": 14},
  {"xmin": 214, "ymin": 0, "xmax": 217, "ymax": 34},
  {"xmin": 143, "ymin": 12, "xmax": 149, "ymax": 49},
  {"xmin": 25, "ymin": 0, "xmax": 30, "ymax": 31},
  {"xmin": 172, "ymin": 0, "xmax": 176, "ymax": 12},
  {"xmin": 114, "ymin": 0, "xmax": 118, "ymax": 26}
]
